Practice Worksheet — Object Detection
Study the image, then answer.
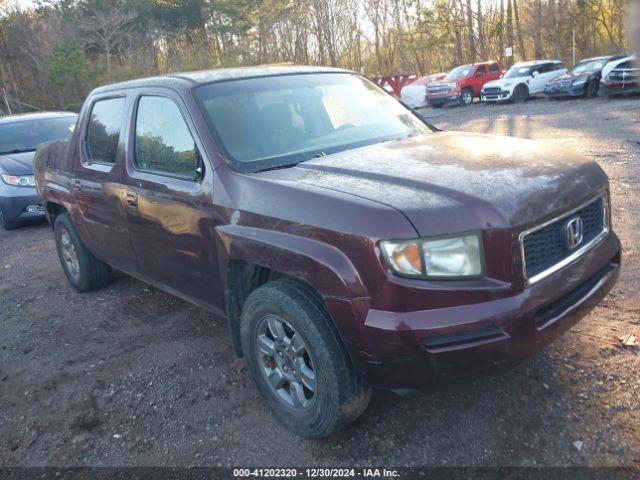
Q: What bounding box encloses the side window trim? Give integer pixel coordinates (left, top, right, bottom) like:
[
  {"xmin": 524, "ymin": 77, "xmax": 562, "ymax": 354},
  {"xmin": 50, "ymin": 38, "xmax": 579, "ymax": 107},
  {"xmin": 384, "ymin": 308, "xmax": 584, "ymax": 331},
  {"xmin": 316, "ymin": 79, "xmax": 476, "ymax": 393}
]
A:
[
  {"xmin": 131, "ymin": 92, "xmax": 205, "ymax": 183},
  {"xmin": 82, "ymin": 94, "xmax": 127, "ymax": 170}
]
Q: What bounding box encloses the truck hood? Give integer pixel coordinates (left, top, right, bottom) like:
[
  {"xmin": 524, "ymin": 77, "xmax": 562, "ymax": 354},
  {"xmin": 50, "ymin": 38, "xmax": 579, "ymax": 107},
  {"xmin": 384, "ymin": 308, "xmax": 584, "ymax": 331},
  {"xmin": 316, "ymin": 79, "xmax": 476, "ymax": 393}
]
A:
[
  {"xmin": 256, "ymin": 132, "xmax": 607, "ymax": 237},
  {"xmin": 0, "ymin": 151, "xmax": 36, "ymax": 175}
]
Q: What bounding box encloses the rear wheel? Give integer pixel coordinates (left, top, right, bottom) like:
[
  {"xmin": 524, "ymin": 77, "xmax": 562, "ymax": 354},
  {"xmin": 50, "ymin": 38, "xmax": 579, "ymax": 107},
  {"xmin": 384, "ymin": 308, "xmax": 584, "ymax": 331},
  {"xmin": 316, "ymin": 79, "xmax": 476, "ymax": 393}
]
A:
[
  {"xmin": 0, "ymin": 207, "xmax": 17, "ymax": 231},
  {"xmin": 240, "ymin": 278, "xmax": 372, "ymax": 438},
  {"xmin": 460, "ymin": 88, "xmax": 474, "ymax": 106},
  {"xmin": 54, "ymin": 213, "xmax": 111, "ymax": 292},
  {"xmin": 512, "ymin": 84, "xmax": 529, "ymax": 103}
]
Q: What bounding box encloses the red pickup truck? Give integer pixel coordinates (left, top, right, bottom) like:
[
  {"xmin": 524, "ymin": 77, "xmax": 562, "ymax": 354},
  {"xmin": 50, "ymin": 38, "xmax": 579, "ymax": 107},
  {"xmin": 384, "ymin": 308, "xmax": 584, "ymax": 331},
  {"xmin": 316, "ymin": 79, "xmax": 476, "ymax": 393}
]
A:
[{"xmin": 427, "ymin": 61, "xmax": 501, "ymax": 107}]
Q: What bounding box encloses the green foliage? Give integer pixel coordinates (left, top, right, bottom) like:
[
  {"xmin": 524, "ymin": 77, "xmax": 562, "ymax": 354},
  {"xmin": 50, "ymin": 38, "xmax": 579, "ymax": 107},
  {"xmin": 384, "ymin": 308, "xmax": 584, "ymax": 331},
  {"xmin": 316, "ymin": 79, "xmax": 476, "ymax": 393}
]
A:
[{"xmin": 48, "ymin": 39, "xmax": 92, "ymax": 90}]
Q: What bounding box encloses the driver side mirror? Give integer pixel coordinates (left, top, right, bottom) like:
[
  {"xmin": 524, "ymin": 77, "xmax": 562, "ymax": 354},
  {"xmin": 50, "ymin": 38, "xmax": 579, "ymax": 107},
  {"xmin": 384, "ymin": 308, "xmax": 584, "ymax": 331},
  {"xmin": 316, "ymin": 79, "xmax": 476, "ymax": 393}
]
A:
[{"xmin": 532, "ymin": 71, "xmax": 539, "ymax": 77}]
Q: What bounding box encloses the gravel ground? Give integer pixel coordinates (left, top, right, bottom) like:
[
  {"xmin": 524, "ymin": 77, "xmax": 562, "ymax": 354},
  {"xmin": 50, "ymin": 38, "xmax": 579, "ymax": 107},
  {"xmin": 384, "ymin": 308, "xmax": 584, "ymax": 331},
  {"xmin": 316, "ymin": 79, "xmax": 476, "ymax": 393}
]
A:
[{"xmin": 1, "ymin": 96, "xmax": 639, "ymax": 468}]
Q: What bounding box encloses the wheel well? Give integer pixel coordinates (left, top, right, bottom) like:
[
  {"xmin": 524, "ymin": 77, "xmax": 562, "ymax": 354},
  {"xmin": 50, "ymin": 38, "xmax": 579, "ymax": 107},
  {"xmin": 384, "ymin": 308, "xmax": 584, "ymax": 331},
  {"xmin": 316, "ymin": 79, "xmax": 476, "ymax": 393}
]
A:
[
  {"xmin": 225, "ymin": 260, "xmax": 322, "ymax": 358},
  {"xmin": 45, "ymin": 202, "xmax": 68, "ymax": 228}
]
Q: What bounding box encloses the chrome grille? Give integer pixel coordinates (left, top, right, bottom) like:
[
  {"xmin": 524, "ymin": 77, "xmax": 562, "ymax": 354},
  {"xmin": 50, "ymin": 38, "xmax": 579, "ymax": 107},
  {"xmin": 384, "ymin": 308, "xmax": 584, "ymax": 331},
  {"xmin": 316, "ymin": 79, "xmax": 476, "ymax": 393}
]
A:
[{"xmin": 520, "ymin": 196, "xmax": 608, "ymax": 284}]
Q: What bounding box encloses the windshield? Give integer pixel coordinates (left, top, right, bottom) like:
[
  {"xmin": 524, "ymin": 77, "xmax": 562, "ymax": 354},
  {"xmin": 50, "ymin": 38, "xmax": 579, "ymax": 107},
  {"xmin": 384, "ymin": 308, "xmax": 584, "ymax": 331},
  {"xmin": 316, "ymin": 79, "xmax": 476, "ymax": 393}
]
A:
[
  {"xmin": 445, "ymin": 66, "xmax": 473, "ymax": 79},
  {"xmin": 195, "ymin": 73, "xmax": 431, "ymax": 171},
  {"xmin": 0, "ymin": 117, "xmax": 76, "ymax": 155},
  {"xmin": 504, "ymin": 64, "xmax": 534, "ymax": 79},
  {"xmin": 571, "ymin": 59, "xmax": 606, "ymax": 74}
]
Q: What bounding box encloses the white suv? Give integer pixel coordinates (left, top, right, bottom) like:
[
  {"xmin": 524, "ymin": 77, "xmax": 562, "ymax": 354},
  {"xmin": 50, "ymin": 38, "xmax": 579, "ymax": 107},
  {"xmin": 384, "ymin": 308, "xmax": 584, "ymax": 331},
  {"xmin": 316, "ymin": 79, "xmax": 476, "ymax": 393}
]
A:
[{"xmin": 481, "ymin": 60, "xmax": 567, "ymax": 103}]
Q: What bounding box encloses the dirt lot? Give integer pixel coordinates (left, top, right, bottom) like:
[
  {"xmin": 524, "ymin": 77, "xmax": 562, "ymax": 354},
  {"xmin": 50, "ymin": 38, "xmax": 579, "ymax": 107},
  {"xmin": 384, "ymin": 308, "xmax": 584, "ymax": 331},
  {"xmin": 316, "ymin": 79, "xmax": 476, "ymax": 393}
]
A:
[{"xmin": 1, "ymin": 96, "xmax": 639, "ymax": 468}]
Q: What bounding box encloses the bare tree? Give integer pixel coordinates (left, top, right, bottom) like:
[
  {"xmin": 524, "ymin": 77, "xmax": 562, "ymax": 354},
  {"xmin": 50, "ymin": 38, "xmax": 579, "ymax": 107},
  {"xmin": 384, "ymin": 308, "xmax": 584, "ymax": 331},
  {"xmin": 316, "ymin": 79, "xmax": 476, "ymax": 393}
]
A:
[
  {"xmin": 506, "ymin": 0, "xmax": 514, "ymax": 66},
  {"xmin": 77, "ymin": 2, "xmax": 136, "ymax": 80},
  {"xmin": 513, "ymin": 0, "xmax": 526, "ymax": 60}
]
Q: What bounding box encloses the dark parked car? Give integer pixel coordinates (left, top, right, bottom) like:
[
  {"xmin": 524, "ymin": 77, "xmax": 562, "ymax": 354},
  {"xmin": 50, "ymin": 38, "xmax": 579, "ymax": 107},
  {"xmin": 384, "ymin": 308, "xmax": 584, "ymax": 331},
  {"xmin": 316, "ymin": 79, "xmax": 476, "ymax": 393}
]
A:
[
  {"xmin": 544, "ymin": 55, "xmax": 627, "ymax": 98},
  {"xmin": 600, "ymin": 56, "xmax": 640, "ymax": 97},
  {"xmin": 0, "ymin": 112, "xmax": 77, "ymax": 230},
  {"xmin": 35, "ymin": 66, "xmax": 620, "ymax": 438}
]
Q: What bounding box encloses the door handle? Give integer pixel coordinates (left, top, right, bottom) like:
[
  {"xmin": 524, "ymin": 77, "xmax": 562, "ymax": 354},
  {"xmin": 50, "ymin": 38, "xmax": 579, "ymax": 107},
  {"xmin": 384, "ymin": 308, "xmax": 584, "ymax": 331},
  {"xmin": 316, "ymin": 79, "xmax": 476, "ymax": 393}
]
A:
[{"xmin": 125, "ymin": 190, "xmax": 138, "ymax": 208}]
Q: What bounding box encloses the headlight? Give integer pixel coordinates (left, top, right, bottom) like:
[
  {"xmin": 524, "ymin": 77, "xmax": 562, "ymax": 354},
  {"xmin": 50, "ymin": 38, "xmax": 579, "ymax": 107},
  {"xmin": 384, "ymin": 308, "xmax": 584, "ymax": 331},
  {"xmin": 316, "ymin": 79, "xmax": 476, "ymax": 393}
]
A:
[
  {"xmin": 447, "ymin": 82, "xmax": 459, "ymax": 91},
  {"xmin": 380, "ymin": 233, "xmax": 484, "ymax": 279},
  {"xmin": 572, "ymin": 76, "xmax": 588, "ymax": 86},
  {"xmin": 1, "ymin": 174, "xmax": 35, "ymax": 187}
]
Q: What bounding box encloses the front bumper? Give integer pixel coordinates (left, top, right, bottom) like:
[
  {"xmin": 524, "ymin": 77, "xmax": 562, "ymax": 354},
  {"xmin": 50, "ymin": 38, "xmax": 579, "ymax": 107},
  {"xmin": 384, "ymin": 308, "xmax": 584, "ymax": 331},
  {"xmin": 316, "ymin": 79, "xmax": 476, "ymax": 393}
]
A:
[
  {"xmin": 0, "ymin": 184, "xmax": 45, "ymax": 224},
  {"xmin": 427, "ymin": 93, "xmax": 460, "ymax": 106},
  {"xmin": 544, "ymin": 83, "xmax": 587, "ymax": 97},
  {"xmin": 353, "ymin": 232, "xmax": 621, "ymax": 388},
  {"xmin": 481, "ymin": 90, "xmax": 512, "ymax": 102}
]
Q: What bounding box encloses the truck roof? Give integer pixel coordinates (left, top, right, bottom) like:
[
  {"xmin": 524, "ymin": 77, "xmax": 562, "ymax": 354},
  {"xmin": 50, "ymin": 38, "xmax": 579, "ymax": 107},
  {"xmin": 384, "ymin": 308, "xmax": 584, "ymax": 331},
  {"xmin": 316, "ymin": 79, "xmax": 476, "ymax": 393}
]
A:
[{"xmin": 91, "ymin": 65, "xmax": 351, "ymax": 95}]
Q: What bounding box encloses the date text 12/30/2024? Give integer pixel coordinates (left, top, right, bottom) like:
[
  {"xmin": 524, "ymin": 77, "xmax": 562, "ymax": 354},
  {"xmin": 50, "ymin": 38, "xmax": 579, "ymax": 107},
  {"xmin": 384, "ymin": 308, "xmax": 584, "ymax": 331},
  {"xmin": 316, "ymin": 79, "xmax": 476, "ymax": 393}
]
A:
[{"xmin": 233, "ymin": 468, "xmax": 400, "ymax": 478}]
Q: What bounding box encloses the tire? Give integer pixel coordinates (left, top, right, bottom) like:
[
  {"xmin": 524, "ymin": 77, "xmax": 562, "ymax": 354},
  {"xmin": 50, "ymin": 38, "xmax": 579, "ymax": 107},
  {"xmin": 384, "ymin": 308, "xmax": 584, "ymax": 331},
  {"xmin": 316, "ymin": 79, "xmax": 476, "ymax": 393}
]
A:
[
  {"xmin": 512, "ymin": 84, "xmax": 529, "ymax": 103},
  {"xmin": 54, "ymin": 213, "xmax": 111, "ymax": 292},
  {"xmin": 240, "ymin": 278, "xmax": 372, "ymax": 438},
  {"xmin": 0, "ymin": 207, "xmax": 17, "ymax": 231},
  {"xmin": 585, "ymin": 80, "xmax": 599, "ymax": 98},
  {"xmin": 431, "ymin": 104, "xmax": 443, "ymax": 109},
  {"xmin": 460, "ymin": 88, "xmax": 474, "ymax": 106}
]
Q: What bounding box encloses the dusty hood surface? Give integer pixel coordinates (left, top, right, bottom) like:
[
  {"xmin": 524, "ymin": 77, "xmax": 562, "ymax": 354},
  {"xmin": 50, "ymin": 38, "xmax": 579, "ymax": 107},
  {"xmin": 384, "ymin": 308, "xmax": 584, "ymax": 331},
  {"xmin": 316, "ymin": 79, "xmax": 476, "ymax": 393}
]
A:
[
  {"xmin": 0, "ymin": 151, "xmax": 36, "ymax": 175},
  {"xmin": 256, "ymin": 131, "xmax": 607, "ymax": 237}
]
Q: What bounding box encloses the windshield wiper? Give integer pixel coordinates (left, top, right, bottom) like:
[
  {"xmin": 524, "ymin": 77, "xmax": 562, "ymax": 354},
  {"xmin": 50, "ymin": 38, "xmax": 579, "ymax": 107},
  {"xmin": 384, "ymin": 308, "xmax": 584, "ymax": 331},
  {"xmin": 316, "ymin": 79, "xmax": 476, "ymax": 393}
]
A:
[{"xmin": 256, "ymin": 161, "xmax": 303, "ymax": 173}]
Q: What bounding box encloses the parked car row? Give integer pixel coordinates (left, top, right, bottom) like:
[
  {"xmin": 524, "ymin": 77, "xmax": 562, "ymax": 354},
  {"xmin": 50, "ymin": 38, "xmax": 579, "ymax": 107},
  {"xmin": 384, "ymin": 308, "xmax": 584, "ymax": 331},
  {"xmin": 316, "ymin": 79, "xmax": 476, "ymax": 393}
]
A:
[{"xmin": 401, "ymin": 54, "xmax": 636, "ymax": 109}]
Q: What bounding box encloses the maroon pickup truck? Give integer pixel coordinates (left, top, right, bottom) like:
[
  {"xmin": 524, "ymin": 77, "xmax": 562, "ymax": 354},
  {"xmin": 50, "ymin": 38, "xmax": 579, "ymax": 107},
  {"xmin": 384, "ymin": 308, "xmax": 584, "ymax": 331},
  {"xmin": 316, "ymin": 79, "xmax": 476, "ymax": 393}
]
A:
[{"xmin": 34, "ymin": 66, "xmax": 621, "ymax": 438}]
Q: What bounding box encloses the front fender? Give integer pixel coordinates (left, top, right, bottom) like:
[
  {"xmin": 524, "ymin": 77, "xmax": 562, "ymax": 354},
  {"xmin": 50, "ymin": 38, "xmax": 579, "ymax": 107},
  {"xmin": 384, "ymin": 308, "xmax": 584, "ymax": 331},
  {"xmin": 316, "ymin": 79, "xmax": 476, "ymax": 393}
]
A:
[{"xmin": 217, "ymin": 224, "xmax": 373, "ymax": 369}]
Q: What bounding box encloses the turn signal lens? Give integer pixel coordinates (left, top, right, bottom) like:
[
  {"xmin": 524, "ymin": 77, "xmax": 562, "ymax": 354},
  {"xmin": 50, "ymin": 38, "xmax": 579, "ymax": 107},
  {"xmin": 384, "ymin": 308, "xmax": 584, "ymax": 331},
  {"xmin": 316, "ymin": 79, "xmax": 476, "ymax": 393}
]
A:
[
  {"xmin": 1, "ymin": 174, "xmax": 35, "ymax": 186},
  {"xmin": 380, "ymin": 240, "xmax": 423, "ymax": 276}
]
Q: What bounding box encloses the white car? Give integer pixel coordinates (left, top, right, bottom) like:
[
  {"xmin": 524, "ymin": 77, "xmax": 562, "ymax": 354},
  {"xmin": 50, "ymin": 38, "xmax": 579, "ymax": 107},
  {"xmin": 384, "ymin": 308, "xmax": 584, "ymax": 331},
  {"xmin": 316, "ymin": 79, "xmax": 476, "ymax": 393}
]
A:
[
  {"xmin": 400, "ymin": 73, "xmax": 446, "ymax": 108},
  {"xmin": 481, "ymin": 60, "xmax": 567, "ymax": 103}
]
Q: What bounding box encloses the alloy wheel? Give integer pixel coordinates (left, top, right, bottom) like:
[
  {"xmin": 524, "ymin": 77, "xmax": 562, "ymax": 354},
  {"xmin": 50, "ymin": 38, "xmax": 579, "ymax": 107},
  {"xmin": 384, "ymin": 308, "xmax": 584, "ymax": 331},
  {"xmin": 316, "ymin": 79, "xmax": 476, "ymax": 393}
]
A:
[
  {"xmin": 462, "ymin": 91, "xmax": 473, "ymax": 105},
  {"xmin": 60, "ymin": 228, "xmax": 81, "ymax": 282},
  {"xmin": 255, "ymin": 314, "xmax": 317, "ymax": 411}
]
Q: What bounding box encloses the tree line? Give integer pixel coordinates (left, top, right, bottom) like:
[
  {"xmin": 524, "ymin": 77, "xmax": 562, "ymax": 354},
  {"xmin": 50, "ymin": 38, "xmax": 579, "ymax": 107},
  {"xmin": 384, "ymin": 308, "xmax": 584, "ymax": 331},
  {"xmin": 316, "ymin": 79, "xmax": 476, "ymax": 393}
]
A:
[{"xmin": 0, "ymin": 0, "xmax": 630, "ymax": 113}]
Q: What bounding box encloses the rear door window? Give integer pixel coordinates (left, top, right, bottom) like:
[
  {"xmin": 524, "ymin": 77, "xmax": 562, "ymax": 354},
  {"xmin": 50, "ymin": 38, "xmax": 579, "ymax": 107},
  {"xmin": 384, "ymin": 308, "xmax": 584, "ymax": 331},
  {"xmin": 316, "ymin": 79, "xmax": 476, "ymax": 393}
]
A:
[
  {"xmin": 489, "ymin": 63, "xmax": 500, "ymax": 74},
  {"xmin": 134, "ymin": 96, "xmax": 199, "ymax": 179},
  {"xmin": 476, "ymin": 66, "xmax": 486, "ymax": 77},
  {"xmin": 86, "ymin": 97, "xmax": 125, "ymax": 164}
]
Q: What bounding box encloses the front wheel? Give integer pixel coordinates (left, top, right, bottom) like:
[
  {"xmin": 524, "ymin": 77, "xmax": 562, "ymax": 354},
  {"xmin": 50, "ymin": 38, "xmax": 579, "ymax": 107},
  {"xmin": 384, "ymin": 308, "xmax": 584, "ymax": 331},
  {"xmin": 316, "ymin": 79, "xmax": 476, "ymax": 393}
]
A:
[
  {"xmin": 460, "ymin": 88, "xmax": 474, "ymax": 106},
  {"xmin": 585, "ymin": 80, "xmax": 599, "ymax": 98},
  {"xmin": 0, "ymin": 207, "xmax": 17, "ymax": 231},
  {"xmin": 512, "ymin": 84, "xmax": 529, "ymax": 103},
  {"xmin": 240, "ymin": 278, "xmax": 372, "ymax": 438},
  {"xmin": 54, "ymin": 213, "xmax": 112, "ymax": 292}
]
